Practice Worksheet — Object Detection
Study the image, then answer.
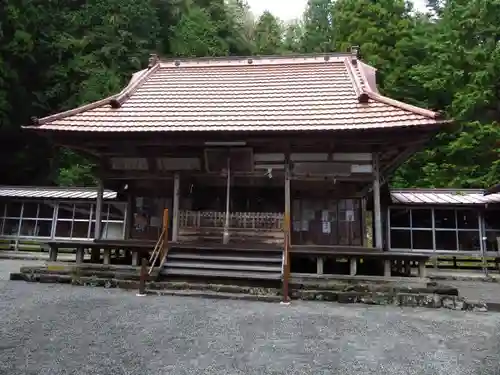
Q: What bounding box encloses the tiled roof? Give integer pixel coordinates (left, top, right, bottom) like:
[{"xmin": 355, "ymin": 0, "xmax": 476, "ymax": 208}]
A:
[
  {"xmin": 27, "ymin": 54, "xmax": 446, "ymax": 133},
  {"xmin": 0, "ymin": 186, "xmax": 117, "ymax": 200},
  {"xmin": 390, "ymin": 189, "xmax": 500, "ymax": 206}
]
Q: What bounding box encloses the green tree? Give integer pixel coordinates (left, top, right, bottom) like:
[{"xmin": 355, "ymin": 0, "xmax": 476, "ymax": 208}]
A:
[
  {"xmin": 254, "ymin": 11, "xmax": 284, "ymax": 55},
  {"xmin": 283, "ymin": 20, "xmax": 304, "ymax": 53},
  {"xmin": 170, "ymin": 5, "xmax": 228, "ymax": 57},
  {"xmin": 301, "ymin": 0, "xmax": 335, "ymax": 53},
  {"xmin": 394, "ymin": 0, "xmax": 500, "ymax": 188}
]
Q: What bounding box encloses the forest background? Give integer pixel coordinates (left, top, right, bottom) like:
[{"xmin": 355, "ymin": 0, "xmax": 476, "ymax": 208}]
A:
[{"xmin": 1, "ymin": 0, "xmax": 498, "ymax": 189}]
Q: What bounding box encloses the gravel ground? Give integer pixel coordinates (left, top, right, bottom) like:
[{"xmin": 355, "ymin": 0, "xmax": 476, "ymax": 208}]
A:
[
  {"xmin": 1, "ymin": 278, "xmax": 500, "ymax": 375},
  {"xmin": 0, "ymin": 259, "xmax": 44, "ymax": 281},
  {"xmin": 443, "ymin": 280, "xmax": 500, "ymax": 303}
]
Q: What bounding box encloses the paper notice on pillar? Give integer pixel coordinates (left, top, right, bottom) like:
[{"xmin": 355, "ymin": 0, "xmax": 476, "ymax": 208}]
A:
[
  {"xmin": 346, "ymin": 210, "xmax": 355, "ymax": 222},
  {"xmin": 150, "ymin": 216, "xmax": 161, "ymax": 228},
  {"xmin": 321, "ymin": 210, "xmax": 329, "ymax": 221},
  {"xmin": 322, "ymin": 221, "xmax": 331, "ymax": 234},
  {"xmin": 301, "ymin": 220, "xmax": 309, "ymax": 231}
]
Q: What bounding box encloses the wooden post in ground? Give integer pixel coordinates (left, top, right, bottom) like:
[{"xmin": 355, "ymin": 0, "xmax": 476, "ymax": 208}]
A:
[
  {"xmin": 137, "ymin": 257, "xmax": 148, "ymax": 297},
  {"xmin": 162, "ymin": 208, "xmax": 169, "ymax": 262}
]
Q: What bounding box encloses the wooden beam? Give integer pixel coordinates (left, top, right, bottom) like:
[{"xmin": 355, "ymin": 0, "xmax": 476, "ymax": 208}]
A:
[
  {"xmin": 95, "ymin": 179, "xmax": 104, "ymax": 240},
  {"xmin": 373, "ymin": 153, "xmax": 383, "ymax": 249},
  {"xmin": 223, "ymin": 157, "xmax": 231, "ymax": 244},
  {"xmin": 283, "ymin": 158, "xmax": 291, "ymax": 304},
  {"xmin": 172, "ymin": 172, "xmax": 180, "ymax": 242}
]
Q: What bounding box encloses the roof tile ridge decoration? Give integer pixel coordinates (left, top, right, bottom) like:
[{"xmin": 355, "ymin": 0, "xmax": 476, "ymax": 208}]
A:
[
  {"xmin": 30, "ymin": 54, "xmax": 161, "ymax": 126},
  {"xmin": 344, "ymin": 56, "xmax": 369, "ymax": 103},
  {"xmin": 109, "ymin": 54, "xmax": 161, "ymax": 108},
  {"xmin": 345, "ymin": 51, "xmax": 443, "ymax": 120},
  {"xmin": 157, "ymin": 53, "xmax": 352, "ymax": 69}
]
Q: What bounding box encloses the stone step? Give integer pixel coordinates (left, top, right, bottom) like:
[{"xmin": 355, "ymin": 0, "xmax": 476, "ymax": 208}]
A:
[
  {"xmin": 160, "ymin": 267, "xmax": 282, "ymax": 280},
  {"xmin": 165, "ymin": 261, "xmax": 282, "ymax": 273},
  {"xmin": 168, "ymin": 253, "xmax": 282, "ymax": 263}
]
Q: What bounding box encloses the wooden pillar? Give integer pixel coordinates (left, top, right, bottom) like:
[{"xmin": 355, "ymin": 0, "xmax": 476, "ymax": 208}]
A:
[
  {"xmin": 478, "ymin": 210, "xmax": 489, "ymax": 277},
  {"xmin": 103, "ymin": 248, "xmax": 111, "ymax": 265},
  {"xmin": 418, "ymin": 261, "xmax": 427, "ymax": 278},
  {"xmin": 132, "ymin": 251, "xmax": 139, "ymax": 266},
  {"xmin": 95, "ymin": 179, "xmax": 104, "ymax": 240},
  {"xmin": 373, "ymin": 152, "xmax": 383, "ymax": 249},
  {"xmin": 125, "ymin": 193, "xmax": 134, "ymax": 240},
  {"xmin": 316, "ymin": 257, "xmax": 324, "ymax": 275},
  {"xmin": 282, "ymin": 162, "xmax": 291, "ymax": 303},
  {"xmin": 49, "ymin": 245, "xmax": 58, "ymax": 262},
  {"xmin": 172, "ymin": 172, "xmax": 180, "ymax": 243},
  {"xmin": 223, "ymin": 157, "xmax": 231, "ymax": 245},
  {"xmin": 91, "ymin": 248, "xmax": 101, "ymax": 263},
  {"xmin": 350, "ymin": 258, "xmax": 357, "ymax": 276},
  {"xmin": 361, "ymin": 198, "xmax": 367, "ymax": 247},
  {"xmin": 76, "ymin": 246, "xmax": 85, "ymax": 264},
  {"xmin": 384, "ymin": 259, "xmax": 391, "ymax": 277}
]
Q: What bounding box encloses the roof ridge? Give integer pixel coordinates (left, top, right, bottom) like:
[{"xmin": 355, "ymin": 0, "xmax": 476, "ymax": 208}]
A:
[
  {"xmin": 110, "ymin": 62, "xmax": 160, "ymax": 108},
  {"xmin": 344, "ymin": 57, "xmax": 369, "ymax": 103},
  {"xmin": 30, "ymin": 62, "xmax": 160, "ymax": 126},
  {"xmin": 347, "ymin": 59, "xmax": 443, "ymax": 120},
  {"xmin": 0, "ymin": 185, "xmax": 114, "ymax": 191},
  {"xmin": 31, "ymin": 95, "xmax": 116, "ymax": 126},
  {"xmin": 392, "ymin": 188, "xmax": 486, "ymax": 193}
]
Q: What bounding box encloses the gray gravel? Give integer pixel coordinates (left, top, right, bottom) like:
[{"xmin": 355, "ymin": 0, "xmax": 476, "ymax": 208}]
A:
[
  {"xmin": 1, "ymin": 278, "xmax": 500, "ymax": 375},
  {"xmin": 0, "ymin": 259, "xmax": 44, "ymax": 281}
]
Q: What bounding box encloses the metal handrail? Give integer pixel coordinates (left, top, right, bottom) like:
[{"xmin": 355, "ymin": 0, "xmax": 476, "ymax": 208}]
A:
[
  {"xmin": 148, "ymin": 228, "xmax": 166, "ymax": 275},
  {"xmin": 148, "ymin": 209, "xmax": 170, "ymax": 276},
  {"xmin": 149, "ymin": 228, "xmax": 166, "ymax": 264}
]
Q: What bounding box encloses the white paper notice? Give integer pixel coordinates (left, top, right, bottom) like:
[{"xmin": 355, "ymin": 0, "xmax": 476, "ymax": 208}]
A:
[
  {"xmin": 346, "ymin": 210, "xmax": 355, "ymax": 222},
  {"xmin": 322, "ymin": 221, "xmax": 331, "ymax": 234},
  {"xmin": 301, "ymin": 220, "xmax": 309, "ymax": 231},
  {"xmin": 321, "ymin": 210, "xmax": 329, "ymax": 221}
]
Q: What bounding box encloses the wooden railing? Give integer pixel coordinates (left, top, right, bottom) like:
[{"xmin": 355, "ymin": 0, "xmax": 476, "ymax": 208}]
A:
[
  {"xmin": 179, "ymin": 210, "xmax": 284, "ymax": 230},
  {"xmin": 148, "ymin": 209, "xmax": 169, "ymax": 275}
]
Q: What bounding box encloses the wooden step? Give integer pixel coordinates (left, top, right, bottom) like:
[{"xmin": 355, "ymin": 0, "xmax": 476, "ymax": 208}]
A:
[
  {"xmin": 160, "ymin": 267, "xmax": 282, "ymax": 280},
  {"xmin": 166, "ymin": 261, "xmax": 282, "ymax": 273},
  {"xmin": 171, "ymin": 243, "xmax": 282, "ymax": 253},
  {"xmin": 168, "ymin": 253, "xmax": 282, "ymax": 263}
]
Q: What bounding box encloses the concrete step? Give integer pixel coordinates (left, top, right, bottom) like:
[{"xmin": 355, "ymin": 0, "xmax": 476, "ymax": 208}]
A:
[
  {"xmin": 168, "ymin": 253, "xmax": 282, "ymax": 263},
  {"xmin": 161, "ymin": 267, "xmax": 282, "ymax": 280},
  {"xmin": 166, "ymin": 261, "xmax": 282, "ymax": 273}
]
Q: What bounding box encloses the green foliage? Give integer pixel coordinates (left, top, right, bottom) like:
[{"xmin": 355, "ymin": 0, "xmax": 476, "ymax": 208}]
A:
[
  {"xmin": 1, "ymin": 0, "xmax": 499, "ymax": 190},
  {"xmin": 254, "ymin": 11, "xmax": 284, "ymax": 55},
  {"xmin": 301, "ymin": 0, "xmax": 335, "ymax": 53}
]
